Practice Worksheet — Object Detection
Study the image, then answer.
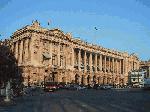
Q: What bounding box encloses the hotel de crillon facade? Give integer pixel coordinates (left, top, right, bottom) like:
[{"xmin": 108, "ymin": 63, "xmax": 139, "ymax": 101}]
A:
[{"xmin": 7, "ymin": 21, "xmax": 140, "ymax": 86}]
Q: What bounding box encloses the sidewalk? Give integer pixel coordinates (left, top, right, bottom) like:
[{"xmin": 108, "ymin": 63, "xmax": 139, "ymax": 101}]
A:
[{"xmin": 0, "ymin": 96, "xmax": 16, "ymax": 106}]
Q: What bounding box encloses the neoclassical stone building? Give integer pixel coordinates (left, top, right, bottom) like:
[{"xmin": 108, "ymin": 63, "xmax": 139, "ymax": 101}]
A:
[{"xmin": 8, "ymin": 21, "xmax": 140, "ymax": 86}]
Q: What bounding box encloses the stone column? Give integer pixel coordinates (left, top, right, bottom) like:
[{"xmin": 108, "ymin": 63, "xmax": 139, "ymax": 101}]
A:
[
  {"xmin": 104, "ymin": 55, "xmax": 106, "ymax": 73},
  {"xmin": 100, "ymin": 54, "xmax": 102, "ymax": 71},
  {"xmin": 17, "ymin": 41, "xmax": 20, "ymax": 64},
  {"xmin": 116, "ymin": 59, "xmax": 120, "ymax": 85},
  {"xmin": 108, "ymin": 57, "xmax": 111, "ymax": 73},
  {"xmin": 24, "ymin": 38, "xmax": 29, "ymax": 62},
  {"xmin": 84, "ymin": 51, "xmax": 87, "ymax": 72},
  {"xmin": 118, "ymin": 60, "xmax": 120, "ymax": 74},
  {"xmin": 112, "ymin": 58, "xmax": 114, "ymax": 74},
  {"xmin": 123, "ymin": 59, "xmax": 127, "ymax": 74},
  {"xmin": 71, "ymin": 47, "xmax": 74, "ymax": 67},
  {"xmin": 120, "ymin": 60, "xmax": 122, "ymax": 74},
  {"xmin": 116, "ymin": 59, "xmax": 118, "ymax": 74},
  {"xmin": 15, "ymin": 41, "xmax": 19, "ymax": 61},
  {"xmin": 122, "ymin": 60, "xmax": 124, "ymax": 75},
  {"xmin": 95, "ymin": 53, "xmax": 97, "ymax": 73},
  {"xmin": 78, "ymin": 49, "xmax": 81, "ymax": 71},
  {"xmin": 121, "ymin": 60, "xmax": 123, "ymax": 74},
  {"xmin": 19, "ymin": 40, "xmax": 23, "ymax": 64},
  {"xmin": 128, "ymin": 61, "xmax": 130, "ymax": 72},
  {"xmin": 22, "ymin": 40, "xmax": 25, "ymax": 63},
  {"xmin": 118, "ymin": 59, "xmax": 121, "ymax": 74},
  {"xmin": 57, "ymin": 43, "xmax": 60, "ymax": 66},
  {"xmin": 28, "ymin": 38, "xmax": 31, "ymax": 62},
  {"xmin": 89, "ymin": 52, "xmax": 92, "ymax": 73}
]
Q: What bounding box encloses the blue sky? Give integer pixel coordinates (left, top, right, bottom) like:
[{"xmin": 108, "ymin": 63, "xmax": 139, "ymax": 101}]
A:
[{"xmin": 0, "ymin": 0, "xmax": 150, "ymax": 61}]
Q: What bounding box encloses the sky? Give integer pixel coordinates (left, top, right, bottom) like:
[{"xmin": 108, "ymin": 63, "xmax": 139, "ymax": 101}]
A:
[{"xmin": 0, "ymin": 0, "xmax": 150, "ymax": 61}]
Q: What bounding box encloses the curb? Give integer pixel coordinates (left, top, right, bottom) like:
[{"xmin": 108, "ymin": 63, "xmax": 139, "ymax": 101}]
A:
[{"xmin": 0, "ymin": 99, "xmax": 16, "ymax": 106}]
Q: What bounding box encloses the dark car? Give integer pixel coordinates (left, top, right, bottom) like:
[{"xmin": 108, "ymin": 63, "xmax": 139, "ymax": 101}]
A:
[
  {"xmin": 57, "ymin": 82, "xmax": 66, "ymax": 89},
  {"xmin": 93, "ymin": 84, "xmax": 99, "ymax": 90},
  {"xmin": 44, "ymin": 82, "xmax": 57, "ymax": 92}
]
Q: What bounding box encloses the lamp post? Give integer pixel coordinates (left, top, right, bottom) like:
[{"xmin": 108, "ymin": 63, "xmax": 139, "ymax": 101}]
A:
[{"xmin": 4, "ymin": 81, "xmax": 11, "ymax": 102}]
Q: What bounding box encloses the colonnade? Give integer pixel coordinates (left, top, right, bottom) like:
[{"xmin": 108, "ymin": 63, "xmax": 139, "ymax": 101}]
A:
[
  {"xmin": 73, "ymin": 48, "xmax": 125, "ymax": 75},
  {"xmin": 72, "ymin": 48, "xmax": 128, "ymax": 86},
  {"xmin": 12, "ymin": 38, "xmax": 31, "ymax": 64}
]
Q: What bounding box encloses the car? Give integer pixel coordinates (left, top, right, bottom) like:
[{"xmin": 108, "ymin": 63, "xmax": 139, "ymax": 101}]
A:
[
  {"xmin": 68, "ymin": 84, "xmax": 77, "ymax": 90},
  {"xmin": 74, "ymin": 85, "xmax": 86, "ymax": 90},
  {"xmin": 93, "ymin": 84, "xmax": 100, "ymax": 90},
  {"xmin": 44, "ymin": 82, "xmax": 57, "ymax": 92},
  {"xmin": 57, "ymin": 82, "xmax": 66, "ymax": 89},
  {"xmin": 79, "ymin": 85, "xmax": 87, "ymax": 90},
  {"xmin": 63, "ymin": 84, "xmax": 71, "ymax": 90},
  {"xmin": 99, "ymin": 84, "xmax": 113, "ymax": 90}
]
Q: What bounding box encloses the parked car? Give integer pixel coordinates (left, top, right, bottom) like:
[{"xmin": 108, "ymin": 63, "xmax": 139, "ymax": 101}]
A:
[
  {"xmin": 57, "ymin": 82, "xmax": 66, "ymax": 89},
  {"xmin": 66, "ymin": 84, "xmax": 86, "ymax": 90},
  {"xmin": 93, "ymin": 84, "xmax": 100, "ymax": 90},
  {"xmin": 79, "ymin": 85, "xmax": 87, "ymax": 90},
  {"xmin": 74, "ymin": 85, "xmax": 87, "ymax": 90},
  {"xmin": 44, "ymin": 82, "xmax": 58, "ymax": 92},
  {"xmin": 99, "ymin": 84, "xmax": 113, "ymax": 90},
  {"xmin": 63, "ymin": 84, "xmax": 71, "ymax": 90}
]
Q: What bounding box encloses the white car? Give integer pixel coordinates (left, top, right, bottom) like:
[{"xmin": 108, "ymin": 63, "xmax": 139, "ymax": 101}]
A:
[{"xmin": 101, "ymin": 85, "xmax": 113, "ymax": 90}]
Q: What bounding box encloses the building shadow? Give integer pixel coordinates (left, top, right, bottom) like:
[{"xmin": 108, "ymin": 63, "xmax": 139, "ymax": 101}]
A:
[{"xmin": 0, "ymin": 41, "xmax": 23, "ymax": 96}]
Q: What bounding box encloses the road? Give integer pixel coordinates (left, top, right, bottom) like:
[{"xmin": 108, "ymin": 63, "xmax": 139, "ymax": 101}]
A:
[{"xmin": 0, "ymin": 88, "xmax": 150, "ymax": 112}]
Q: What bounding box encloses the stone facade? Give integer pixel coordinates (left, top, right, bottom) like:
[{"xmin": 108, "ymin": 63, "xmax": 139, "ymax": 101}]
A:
[{"xmin": 8, "ymin": 21, "xmax": 140, "ymax": 86}]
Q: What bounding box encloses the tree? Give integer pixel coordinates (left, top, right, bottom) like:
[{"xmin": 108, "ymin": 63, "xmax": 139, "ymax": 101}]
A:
[{"xmin": 0, "ymin": 41, "xmax": 23, "ymax": 87}]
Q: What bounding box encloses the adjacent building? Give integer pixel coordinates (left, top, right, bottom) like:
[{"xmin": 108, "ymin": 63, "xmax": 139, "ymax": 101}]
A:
[
  {"xmin": 140, "ymin": 61, "xmax": 150, "ymax": 78},
  {"xmin": 128, "ymin": 70, "xmax": 146, "ymax": 87},
  {"xmin": 5, "ymin": 21, "xmax": 140, "ymax": 86}
]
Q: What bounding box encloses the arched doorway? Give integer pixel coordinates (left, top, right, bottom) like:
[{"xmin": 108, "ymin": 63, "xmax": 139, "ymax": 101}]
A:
[
  {"xmin": 98, "ymin": 77, "xmax": 101, "ymax": 84},
  {"xmin": 81, "ymin": 75, "xmax": 84, "ymax": 85},
  {"xmin": 103, "ymin": 76, "xmax": 106, "ymax": 85},
  {"xmin": 62, "ymin": 77, "xmax": 66, "ymax": 84},
  {"xmin": 44, "ymin": 73, "xmax": 55, "ymax": 82},
  {"xmin": 87, "ymin": 75, "xmax": 91, "ymax": 84},
  {"xmin": 93, "ymin": 75, "xmax": 97, "ymax": 84},
  {"xmin": 75, "ymin": 74, "xmax": 80, "ymax": 84}
]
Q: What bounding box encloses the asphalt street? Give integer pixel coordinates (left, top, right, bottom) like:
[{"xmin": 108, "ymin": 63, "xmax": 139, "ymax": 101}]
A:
[{"xmin": 0, "ymin": 89, "xmax": 150, "ymax": 112}]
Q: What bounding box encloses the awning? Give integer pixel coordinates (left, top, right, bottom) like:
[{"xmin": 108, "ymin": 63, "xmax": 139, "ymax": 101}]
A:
[{"xmin": 43, "ymin": 53, "xmax": 51, "ymax": 59}]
